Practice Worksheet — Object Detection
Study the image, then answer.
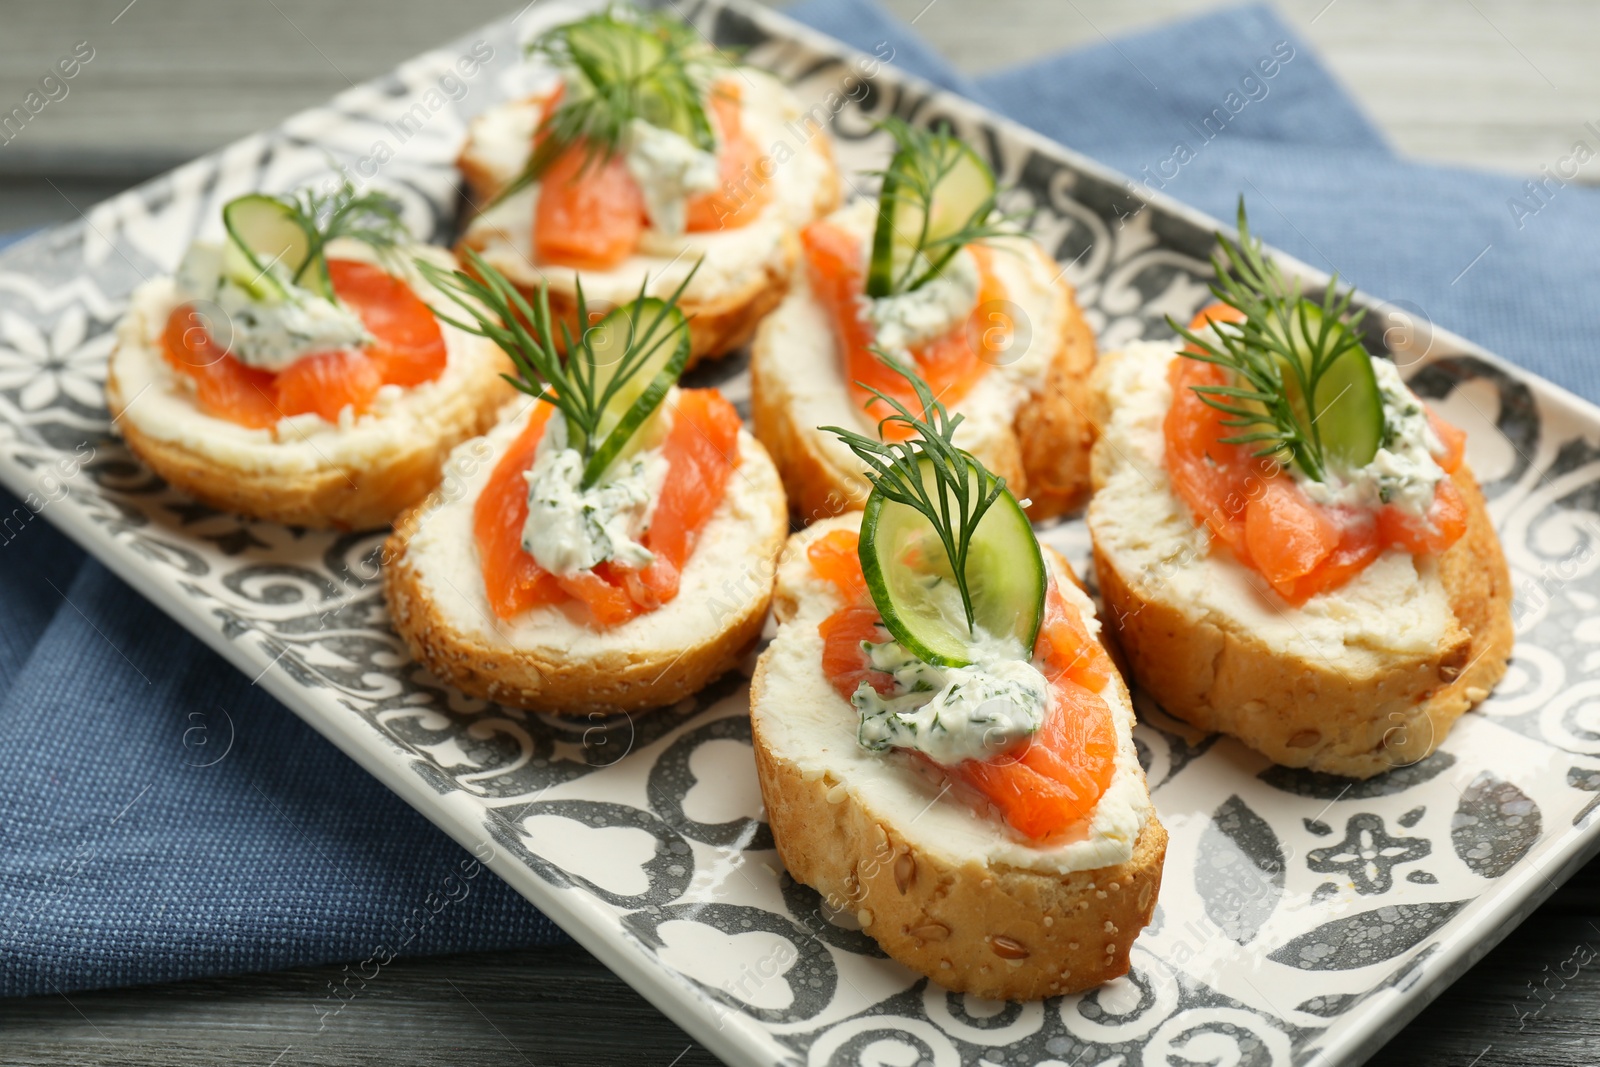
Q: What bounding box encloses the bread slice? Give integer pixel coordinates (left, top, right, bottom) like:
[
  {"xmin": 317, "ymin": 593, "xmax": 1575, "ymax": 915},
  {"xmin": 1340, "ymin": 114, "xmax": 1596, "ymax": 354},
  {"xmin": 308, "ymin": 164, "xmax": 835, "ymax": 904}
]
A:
[
  {"xmin": 1088, "ymin": 342, "xmax": 1514, "ymax": 779},
  {"xmin": 749, "ymin": 203, "xmax": 1098, "ymax": 522},
  {"xmin": 105, "ymin": 249, "xmax": 515, "ymax": 531},
  {"xmin": 750, "ymin": 516, "xmax": 1165, "ymax": 1000},
  {"xmin": 455, "ymin": 69, "xmax": 840, "ymax": 368},
  {"xmin": 383, "ymin": 396, "xmax": 789, "ymax": 714}
]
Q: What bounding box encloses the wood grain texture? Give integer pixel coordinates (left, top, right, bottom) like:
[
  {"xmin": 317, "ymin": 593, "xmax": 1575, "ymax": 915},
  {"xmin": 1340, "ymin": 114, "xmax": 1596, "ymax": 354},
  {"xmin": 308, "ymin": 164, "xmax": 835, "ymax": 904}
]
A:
[{"xmin": 3, "ymin": 1, "xmax": 1597, "ymax": 1064}]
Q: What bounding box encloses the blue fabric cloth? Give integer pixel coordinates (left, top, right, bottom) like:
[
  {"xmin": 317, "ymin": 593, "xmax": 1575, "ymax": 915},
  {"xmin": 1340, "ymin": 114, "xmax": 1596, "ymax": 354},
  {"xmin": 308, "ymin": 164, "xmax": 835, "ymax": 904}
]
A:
[{"xmin": 6, "ymin": 0, "xmax": 1598, "ymax": 998}]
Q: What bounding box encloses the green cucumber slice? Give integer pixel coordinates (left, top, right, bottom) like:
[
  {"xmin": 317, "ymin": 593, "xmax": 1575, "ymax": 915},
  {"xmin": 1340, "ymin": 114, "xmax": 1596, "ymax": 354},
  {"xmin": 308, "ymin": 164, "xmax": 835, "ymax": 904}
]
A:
[
  {"xmin": 222, "ymin": 194, "xmax": 312, "ymax": 303},
  {"xmin": 859, "ymin": 459, "xmax": 1046, "ymax": 667},
  {"xmin": 1272, "ymin": 302, "xmax": 1384, "ymax": 471},
  {"xmin": 580, "ymin": 296, "xmax": 692, "ymax": 485},
  {"xmin": 866, "ymin": 134, "xmax": 996, "ymax": 298}
]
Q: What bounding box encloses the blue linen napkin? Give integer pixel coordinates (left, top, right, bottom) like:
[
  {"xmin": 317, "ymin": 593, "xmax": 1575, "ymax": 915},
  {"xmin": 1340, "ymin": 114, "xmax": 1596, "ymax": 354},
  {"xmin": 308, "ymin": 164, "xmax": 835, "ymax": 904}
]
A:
[{"xmin": 4, "ymin": 0, "xmax": 1597, "ymax": 999}]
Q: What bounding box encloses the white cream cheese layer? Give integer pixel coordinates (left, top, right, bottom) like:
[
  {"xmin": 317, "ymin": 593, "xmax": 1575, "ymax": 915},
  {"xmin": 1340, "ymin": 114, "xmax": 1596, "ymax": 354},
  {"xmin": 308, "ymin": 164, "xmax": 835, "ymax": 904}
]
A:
[
  {"xmin": 462, "ymin": 68, "xmax": 830, "ymax": 306},
  {"xmin": 756, "ymin": 198, "xmax": 1064, "ymax": 476},
  {"xmin": 757, "ymin": 516, "xmax": 1153, "ymax": 876},
  {"xmin": 1090, "ymin": 341, "xmax": 1452, "ymax": 668},
  {"xmin": 403, "ymin": 396, "xmax": 784, "ymax": 654},
  {"xmin": 109, "ymin": 241, "xmax": 505, "ymax": 475}
]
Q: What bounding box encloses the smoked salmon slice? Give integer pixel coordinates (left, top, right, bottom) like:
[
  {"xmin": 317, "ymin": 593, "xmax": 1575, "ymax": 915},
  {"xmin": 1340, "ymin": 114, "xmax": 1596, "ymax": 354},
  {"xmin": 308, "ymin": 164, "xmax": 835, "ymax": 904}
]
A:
[
  {"xmin": 327, "ymin": 258, "xmax": 447, "ymax": 387},
  {"xmin": 532, "ymin": 81, "xmax": 767, "ymax": 267},
  {"xmin": 820, "ymin": 605, "xmax": 895, "ymax": 699},
  {"xmin": 807, "ymin": 529, "xmax": 871, "ymax": 605},
  {"xmin": 274, "ymin": 349, "xmax": 383, "ymax": 423},
  {"xmin": 685, "ymin": 85, "xmax": 772, "ymax": 232},
  {"xmin": 534, "ymin": 146, "xmax": 647, "ymax": 271},
  {"xmin": 475, "ymin": 404, "xmax": 563, "ymax": 620},
  {"xmin": 162, "ymin": 305, "xmax": 280, "ymax": 429}
]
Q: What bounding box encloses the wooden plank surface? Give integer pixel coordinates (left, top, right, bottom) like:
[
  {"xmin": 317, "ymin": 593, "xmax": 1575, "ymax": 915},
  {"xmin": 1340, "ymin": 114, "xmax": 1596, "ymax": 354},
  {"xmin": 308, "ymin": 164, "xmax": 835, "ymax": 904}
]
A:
[{"xmin": 3, "ymin": 2, "xmax": 1598, "ymax": 1065}]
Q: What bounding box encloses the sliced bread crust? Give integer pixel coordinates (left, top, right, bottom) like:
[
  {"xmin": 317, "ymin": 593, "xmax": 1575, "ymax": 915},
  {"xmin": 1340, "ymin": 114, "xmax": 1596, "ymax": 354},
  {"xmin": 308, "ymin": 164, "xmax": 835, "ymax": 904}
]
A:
[{"xmin": 1088, "ymin": 343, "xmax": 1514, "ymax": 778}]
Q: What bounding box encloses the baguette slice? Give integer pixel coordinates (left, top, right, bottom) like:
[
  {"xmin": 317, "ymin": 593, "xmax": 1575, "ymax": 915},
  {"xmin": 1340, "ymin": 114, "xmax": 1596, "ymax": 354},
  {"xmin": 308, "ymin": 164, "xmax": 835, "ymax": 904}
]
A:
[
  {"xmin": 751, "ymin": 515, "xmax": 1165, "ymax": 1000},
  {"xmin": 105, "ymin": 247, "xmax": 514, "ymax": 530},
  {"xmin": 384, "ymin": 397, "xmax": 789, "ymax": 714},
  {"xmin": 1088, "ymin": 342, "xmax": 1513, "ymax": 779},
  {"xmin": 455, "ymin": 70, "xmax": 840, "ymax": 368},
  {"xmin": 750, "ymin": 204, "xmax": 1098, "ymax": 522}
]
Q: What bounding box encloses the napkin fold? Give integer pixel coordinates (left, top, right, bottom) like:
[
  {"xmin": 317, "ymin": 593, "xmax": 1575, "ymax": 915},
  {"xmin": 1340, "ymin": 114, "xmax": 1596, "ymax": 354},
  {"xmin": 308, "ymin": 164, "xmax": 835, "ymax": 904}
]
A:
[{"xmin": 4, "ymin": 0, "xmax": 1597, "ymax": 998}]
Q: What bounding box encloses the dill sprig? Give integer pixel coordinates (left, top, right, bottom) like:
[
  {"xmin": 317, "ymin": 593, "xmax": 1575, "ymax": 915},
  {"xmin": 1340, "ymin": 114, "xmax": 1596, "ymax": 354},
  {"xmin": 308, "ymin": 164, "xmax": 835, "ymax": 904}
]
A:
[
  {"xmin": 417, "ymin": 248, "xmax": 697, "ymax": 488},
  {"xmin": 493, "ymin": 6, "xmax": 729, "ymax": 206},
  {"xmin": 273, "ymin": 179, "xmax": 406, "ymax": 298},
  {"xmin": 823, "ymin": 353, "xmax": 1007, "ymax": 636},
  {"xmin": 865, "ymin": 117, "xmax": 1021, "ymax": 298},
  {"xmin": 1170, "ymin": 198, "xmax": 1368, "ymax": 483}
]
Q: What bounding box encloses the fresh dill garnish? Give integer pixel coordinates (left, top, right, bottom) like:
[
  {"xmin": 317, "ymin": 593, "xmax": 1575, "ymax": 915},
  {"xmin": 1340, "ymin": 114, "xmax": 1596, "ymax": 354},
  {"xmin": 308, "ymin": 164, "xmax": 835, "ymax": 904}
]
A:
[
  {"xmin": 865, "ymin": 117, "xmax": 1021, "ymax": 298},
  {"xmin": 275, "ymin": 179, "xmax": 406, "ymax": 298},
  {"xmin": 418, "ymin": 248, "xmax": 698, "ymax": 488},
  {"xmin": 492, "ymin": 6, "xmax": 730, "ymax": 206},
  {"xmin": 1170, "ymin": 198, "xmax": 1370, "ymax": 483},
  {"xmin": 823, "ymin": 354, "xmax": 1008, "ymax": 637}
]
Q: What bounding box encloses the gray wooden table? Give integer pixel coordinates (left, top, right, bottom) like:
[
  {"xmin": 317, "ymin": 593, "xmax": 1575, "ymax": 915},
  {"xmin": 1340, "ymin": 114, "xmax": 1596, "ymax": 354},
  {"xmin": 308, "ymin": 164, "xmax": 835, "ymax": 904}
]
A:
[{"xmin": 3, "ymin": 1, "xmax": 1597, "ymax": 1064}]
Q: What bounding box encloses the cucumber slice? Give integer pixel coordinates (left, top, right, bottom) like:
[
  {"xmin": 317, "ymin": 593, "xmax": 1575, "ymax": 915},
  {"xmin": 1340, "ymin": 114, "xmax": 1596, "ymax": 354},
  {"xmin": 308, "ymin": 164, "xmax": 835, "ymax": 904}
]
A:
[
  {"xmin": 866, "ymin": 134, "xmax": 995, "ymax": 298},
  {"xmin": 580, "ymin": 296, "xmax": 692, "ymax": 485},
  {"xmin": 222, "ymin": 194, "xmax": 312, "ymax": 303},
  {"xmin": 1271, "ymin": 302, "xmax": 1384, "ymax": 471},
  {"xmin": 859, "ymin": 460, "xmax": 1045, "ymax": 667}
]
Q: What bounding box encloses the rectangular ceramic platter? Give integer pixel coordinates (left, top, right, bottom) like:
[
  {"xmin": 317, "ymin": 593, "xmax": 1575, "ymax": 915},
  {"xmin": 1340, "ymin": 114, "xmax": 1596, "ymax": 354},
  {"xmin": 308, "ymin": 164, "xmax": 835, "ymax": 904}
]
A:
[{"xmin": 3, "ymin": 1, "xmax": 1598, "ymax": 1063}]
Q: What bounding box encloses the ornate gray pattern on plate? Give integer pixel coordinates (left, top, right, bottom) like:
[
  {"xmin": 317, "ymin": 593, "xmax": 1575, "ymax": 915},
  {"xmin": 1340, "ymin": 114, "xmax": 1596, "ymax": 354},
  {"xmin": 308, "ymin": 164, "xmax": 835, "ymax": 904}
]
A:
[{"xmin": 2, "ymin": 1, "xmax": 1598, "ymax": 1064}]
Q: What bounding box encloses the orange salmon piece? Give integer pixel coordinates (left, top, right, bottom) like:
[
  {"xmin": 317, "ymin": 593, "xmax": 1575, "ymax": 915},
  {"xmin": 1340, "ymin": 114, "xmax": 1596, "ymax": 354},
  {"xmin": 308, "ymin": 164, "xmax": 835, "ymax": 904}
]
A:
[
  {"xmin": 807, "ymin": 529, "xmax": 870, "ymax": 604},
  {"xmin": 473, "ymin": 390, "xmax": 740, "ymax": 626},
  {"xmin": 534, "ymin": 146, "xmax": 647, "ymax": 270},
  {"xmin": 161, "ymin": 304, "xmax": 281, "ymax": 429},
  {"xmin": 327, "ymin": 258, "xmax": 446, "ymax": 387},
  {"xmin": 474, "ymin": 405, "xmax": 562, "ymax": 620},
  {"xmin": 819, "ymin": 605, "xmax": 895, "ymax": 701},
  {"xmin": 685, "ymin": 84, "xmax": 773, "ymax": 232},
  {"xmin": 1243, "ymin": 477, "xmax": 1340, "ymax": 594},
  {"xmin": 273, "ymin": 349, "xmax": 383, "ymax": 423}
]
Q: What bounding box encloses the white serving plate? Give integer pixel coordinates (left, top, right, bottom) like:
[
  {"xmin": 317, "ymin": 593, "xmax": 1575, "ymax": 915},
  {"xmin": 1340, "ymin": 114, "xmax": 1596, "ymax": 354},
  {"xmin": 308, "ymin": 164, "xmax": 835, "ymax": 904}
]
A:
[{"xmin": 2, "ymin": 2, "xmax": 1598, "ymax": 1063}]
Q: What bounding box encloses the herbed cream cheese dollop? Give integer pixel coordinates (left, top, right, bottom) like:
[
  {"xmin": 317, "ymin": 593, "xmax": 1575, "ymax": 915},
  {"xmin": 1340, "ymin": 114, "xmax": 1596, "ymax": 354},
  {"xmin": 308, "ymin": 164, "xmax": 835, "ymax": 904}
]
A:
[
  {"xmin": 174, "ymin": 243, "xmax": 371, "ymax": 373},
  {"xmin": 519, "ymin": 412, "xmax": 669, "ymax": 577},
  {"xmin": 852, "ymin": 630, "xmax": 1049, "ymax": 765},
  {"xmin": 622, "ymin": 116, "xmax": 720, "ymax": 238},
  {"xmin": 860, "ymin": 249, "xmax": 979, "ymax": 357}
]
